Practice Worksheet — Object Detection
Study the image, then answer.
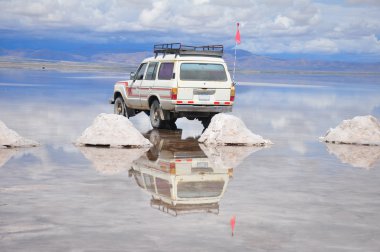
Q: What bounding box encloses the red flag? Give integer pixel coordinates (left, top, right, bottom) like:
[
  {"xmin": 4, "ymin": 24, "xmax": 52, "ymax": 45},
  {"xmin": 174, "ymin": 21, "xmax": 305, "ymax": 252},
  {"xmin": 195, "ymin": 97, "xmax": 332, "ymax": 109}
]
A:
[
  {"xmin": 230, "ymin": 215, "xmax": 236, "ymax": 236},
  {"xmin": 235, "ymin": 23, "xmax": 241, "ymax": 44}
]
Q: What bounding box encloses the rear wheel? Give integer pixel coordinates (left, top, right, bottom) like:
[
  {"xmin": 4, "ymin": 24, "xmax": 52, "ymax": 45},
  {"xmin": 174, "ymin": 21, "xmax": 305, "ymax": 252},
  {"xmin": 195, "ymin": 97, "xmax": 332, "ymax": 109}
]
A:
[
  {"xmin": 114, "ymin": 96, "xmax": 125, "ymax": 116},
  {"xmin": 146, "ymin": 130, "xmax": 160, "ymax": 161},
  {"xmin": 150, "ymin": 100, "xmax": 164, "ymax": 129}
]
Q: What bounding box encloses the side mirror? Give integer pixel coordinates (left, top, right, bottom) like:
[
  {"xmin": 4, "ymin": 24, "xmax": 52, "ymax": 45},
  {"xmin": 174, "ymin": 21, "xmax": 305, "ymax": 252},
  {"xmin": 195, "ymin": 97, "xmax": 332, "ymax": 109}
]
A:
[{"xmin": 130, "ymin": 72, "xmax": 135, "ymax": 80}]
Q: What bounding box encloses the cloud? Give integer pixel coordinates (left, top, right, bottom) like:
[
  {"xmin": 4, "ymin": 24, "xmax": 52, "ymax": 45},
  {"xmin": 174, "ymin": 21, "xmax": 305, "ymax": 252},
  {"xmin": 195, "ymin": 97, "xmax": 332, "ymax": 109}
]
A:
[
  {"xmin": 347, "ymin": 0, "xmax": 380, "ymax": 6},
  {"xmin": 0, "ymin": 0, "xmax": 379, "ymax": 56}
]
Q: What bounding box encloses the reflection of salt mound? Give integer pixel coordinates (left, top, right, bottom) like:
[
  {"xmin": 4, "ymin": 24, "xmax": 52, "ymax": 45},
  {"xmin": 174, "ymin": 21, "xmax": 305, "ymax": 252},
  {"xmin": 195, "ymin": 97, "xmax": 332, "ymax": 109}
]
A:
[
  {"xmin": 320, "ymin": 115, "xmax": 380, "ymax": 145},
  {"xmin": 198, "ymin": 114, "xmax": 272, "ymax": 146},
  {"xmin": 75, "ymin": 114, "xmax": 152, "ymax": 148},
  {"xmin": 0, "ymin": 149, "xmax": 19, "ymax": 167},
  {"xmin": 0, "ymin": 120, "xmax": 39, "ymax": 148},
  {"xmin": 78, "ymin": 147, "xmax": 148, "ymax": 175},
  {"xmin": 325, "ymin": 143, "xmax": 380, "ymax": 169},
  {"xmin": 200, "ymin": 145, "xmax": 264, "ymax": 169}
]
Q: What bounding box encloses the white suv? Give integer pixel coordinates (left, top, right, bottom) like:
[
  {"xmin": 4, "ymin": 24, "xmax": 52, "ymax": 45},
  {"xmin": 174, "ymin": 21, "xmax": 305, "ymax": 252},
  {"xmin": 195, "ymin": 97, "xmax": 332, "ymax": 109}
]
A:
[{"xmin": 111, "ymin": 43, "xmax": 235, "ymax": 129}]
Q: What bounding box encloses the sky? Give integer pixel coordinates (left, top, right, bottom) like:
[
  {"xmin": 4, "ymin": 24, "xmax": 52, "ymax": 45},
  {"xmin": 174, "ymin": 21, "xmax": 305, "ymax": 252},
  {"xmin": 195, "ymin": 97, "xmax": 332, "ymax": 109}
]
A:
[{"xmin": 0, "ymin": 0, "xmax": 380, "ymax": 62}]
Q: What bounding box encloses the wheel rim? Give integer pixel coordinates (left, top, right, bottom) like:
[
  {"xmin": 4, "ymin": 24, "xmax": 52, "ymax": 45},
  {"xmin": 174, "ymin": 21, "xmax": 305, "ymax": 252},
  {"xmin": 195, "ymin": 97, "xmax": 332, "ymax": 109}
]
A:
[
  {"xmin": 150, "ymin": 102, "xmax": 161, "ymax": 128},
  {"xmin": 115, "ymin": 100, "xmax": 123, "ymax": 115},
  {"xmin": 152, "ymin": 107, "xmax": 160, "ymax": 125}
]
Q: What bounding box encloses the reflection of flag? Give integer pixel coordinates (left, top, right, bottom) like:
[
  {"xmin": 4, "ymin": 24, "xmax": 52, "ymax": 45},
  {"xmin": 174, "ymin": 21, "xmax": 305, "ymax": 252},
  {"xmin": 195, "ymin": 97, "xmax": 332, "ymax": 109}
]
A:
[
  {"xmin": 230, "ymin": 215, "xmax": 236, "ymax": 236},
  {"xmin": 235, "ymin": 23, "xmax": 241, "ymax": 44}
]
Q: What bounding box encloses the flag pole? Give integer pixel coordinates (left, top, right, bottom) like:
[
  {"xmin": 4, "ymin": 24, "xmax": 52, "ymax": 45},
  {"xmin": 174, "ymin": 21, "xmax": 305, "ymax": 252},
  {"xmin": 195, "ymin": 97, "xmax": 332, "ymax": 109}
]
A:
[
  {"xmin": 232, "ymin": 40, "xmax": 237, "ymax": 83},
  {"xmin": 232, "ymin": 22, "xmax": 240, "ymax": 83}
]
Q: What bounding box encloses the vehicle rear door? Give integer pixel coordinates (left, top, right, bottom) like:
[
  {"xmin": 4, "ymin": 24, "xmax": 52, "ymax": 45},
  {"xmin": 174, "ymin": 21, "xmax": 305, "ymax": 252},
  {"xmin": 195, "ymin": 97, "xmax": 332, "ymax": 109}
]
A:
[{"xmin": 177, "ymin": 62, "xmax": 232, "ymax": 104}]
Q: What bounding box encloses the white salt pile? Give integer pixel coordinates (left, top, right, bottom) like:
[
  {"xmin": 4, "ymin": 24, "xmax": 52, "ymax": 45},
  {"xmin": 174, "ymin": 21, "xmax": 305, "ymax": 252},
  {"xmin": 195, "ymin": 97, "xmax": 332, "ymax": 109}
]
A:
[
  {"xmin": 198, "ymin": 113, "xmax": 272, "ymax": 146},
  {"xmin": 320, "ymin": 115, "xmax": 380, "ymax": 145},
  {"xmin": 78, "ymin": 147, "xmax": 148, "ymax": 175},
  {"xmin": 0, "ymin": 120, "xmax": 39, "ymax": 148},
  {"xmin": 325, "ymin": 143, "xmax": 380, "ymax": 169},
  {"xmin": 75, "ymin": 113, "xmax": 152, "ymax": 148}
]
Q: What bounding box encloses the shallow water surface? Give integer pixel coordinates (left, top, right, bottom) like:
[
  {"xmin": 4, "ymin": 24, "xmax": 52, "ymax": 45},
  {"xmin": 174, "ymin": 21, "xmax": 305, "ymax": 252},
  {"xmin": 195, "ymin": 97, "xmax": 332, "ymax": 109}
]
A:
[{"xmin": 1, "ymin": 69, "xmax": 380, "ymax": 251}]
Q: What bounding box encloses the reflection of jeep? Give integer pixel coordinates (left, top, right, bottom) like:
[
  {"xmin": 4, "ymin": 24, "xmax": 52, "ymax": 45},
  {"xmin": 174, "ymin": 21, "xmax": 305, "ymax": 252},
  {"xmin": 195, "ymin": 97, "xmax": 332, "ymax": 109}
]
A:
[
  {"xmin": 111, "ymin": 43, "xmax": 235, "ymax": 129},
  {"xmin": 129, "ymin": 129, "xmax": 233, "ymax": 216}
]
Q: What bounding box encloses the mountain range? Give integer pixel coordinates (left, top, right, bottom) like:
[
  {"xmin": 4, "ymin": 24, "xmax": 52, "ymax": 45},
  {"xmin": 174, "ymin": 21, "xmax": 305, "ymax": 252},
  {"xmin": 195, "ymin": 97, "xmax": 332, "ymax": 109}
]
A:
[{"xmin": 0, "ymin": 48, "xmax": 379, "ymax": 73}]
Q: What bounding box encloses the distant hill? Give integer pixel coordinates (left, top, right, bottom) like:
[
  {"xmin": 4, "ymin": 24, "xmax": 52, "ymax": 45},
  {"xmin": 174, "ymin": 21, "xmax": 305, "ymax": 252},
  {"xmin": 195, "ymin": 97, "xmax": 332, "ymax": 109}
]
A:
[
  {"xmin": 223, "ymin": 49, "xmax": 380, "ymax": 73},
  {"xmin": 1, "ymin": 48, "xmax": 379, "ymax": 73}
]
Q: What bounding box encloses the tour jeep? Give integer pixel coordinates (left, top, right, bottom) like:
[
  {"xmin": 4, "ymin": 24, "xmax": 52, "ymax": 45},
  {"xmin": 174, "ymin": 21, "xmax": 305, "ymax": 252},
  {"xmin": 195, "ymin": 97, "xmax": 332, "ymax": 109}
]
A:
[{"xmin": 111, "ymin": 43, "xmax": 235, "ymax": 128}]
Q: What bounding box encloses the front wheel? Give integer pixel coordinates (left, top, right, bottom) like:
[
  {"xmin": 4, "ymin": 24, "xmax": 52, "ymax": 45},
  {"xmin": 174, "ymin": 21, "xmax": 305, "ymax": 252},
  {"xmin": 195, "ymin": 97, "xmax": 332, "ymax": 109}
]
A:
[
  {"xmin": 114, "ymin": 96, "xmax": 126, "ymax": 116},
  {"xmin": 150, "ymin": 100, "xmax": 164, "ymax": 129}
]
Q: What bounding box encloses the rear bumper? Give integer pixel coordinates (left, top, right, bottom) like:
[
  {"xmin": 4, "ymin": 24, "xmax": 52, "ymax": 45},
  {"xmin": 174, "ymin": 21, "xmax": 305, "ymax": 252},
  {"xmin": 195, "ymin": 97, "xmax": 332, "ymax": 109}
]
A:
[{"xmin": 174, "ymin": 105, "xmax": 232, "ymax": 113}]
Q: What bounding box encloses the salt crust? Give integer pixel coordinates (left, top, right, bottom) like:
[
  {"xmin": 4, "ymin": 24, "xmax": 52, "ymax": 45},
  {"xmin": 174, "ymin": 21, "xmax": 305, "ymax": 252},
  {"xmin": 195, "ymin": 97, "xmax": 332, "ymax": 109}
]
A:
[
  {"xmin": 75, "ymin": 113, "xmax": 152, "ymax": 148},
  {"xmin": 0, "ymin": 120, "xmax": 39, "ymax": 148},
  {"xmin": 198, "ymin": 113, "xmax": 272, "ymax": 146},
  {"xmin": 320, "ymin": 115, "xmax": 380, "ymax": 146}
]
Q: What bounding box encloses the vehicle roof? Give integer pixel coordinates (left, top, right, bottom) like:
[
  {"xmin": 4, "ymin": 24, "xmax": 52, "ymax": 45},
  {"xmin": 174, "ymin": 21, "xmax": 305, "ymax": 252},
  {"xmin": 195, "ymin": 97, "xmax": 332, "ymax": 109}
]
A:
[{"xmin": 142, "ymin": 54, "xmax": 226, "ymax": 63}]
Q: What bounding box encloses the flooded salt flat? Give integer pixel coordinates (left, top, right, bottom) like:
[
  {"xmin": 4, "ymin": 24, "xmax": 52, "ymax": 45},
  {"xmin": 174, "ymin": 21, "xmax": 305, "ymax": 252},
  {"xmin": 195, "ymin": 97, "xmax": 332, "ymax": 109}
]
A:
[{"xmin": 1, "ymin": 69, "xmax": 380, "ymax": 251}]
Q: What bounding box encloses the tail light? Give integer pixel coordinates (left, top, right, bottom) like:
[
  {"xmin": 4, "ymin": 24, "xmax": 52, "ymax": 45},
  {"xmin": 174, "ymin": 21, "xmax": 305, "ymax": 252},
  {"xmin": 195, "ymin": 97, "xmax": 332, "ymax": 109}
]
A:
[
  {"xmin": 169, "ymin": 162, "xmax": 176, "ymax": 174},
  {"xmin": 230, "ymin": 85, "xmax": 235, "ymax": 102},
  {"xmin": 228, "ymin": 168, "xmax": 234, "ymax": 178},
  {"xmin": 171, "ymin": 88, "xmax": 177, "ymax": 100}
]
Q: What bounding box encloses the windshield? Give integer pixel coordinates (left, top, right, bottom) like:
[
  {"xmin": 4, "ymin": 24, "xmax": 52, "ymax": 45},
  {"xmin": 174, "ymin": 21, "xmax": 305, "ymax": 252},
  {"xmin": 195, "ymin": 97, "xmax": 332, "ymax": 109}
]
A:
[{"xmin": 180, "ymin": 63, "xmax": 227, "ymax": 81}]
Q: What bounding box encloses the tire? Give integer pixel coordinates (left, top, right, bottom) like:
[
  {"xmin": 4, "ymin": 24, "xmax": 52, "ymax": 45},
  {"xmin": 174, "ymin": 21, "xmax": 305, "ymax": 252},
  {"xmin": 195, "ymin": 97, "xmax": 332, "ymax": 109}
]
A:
[
  {"xmin": 114, "ymin": 96, "xmax": 126, "ymax": 116},
  {"xmin": 146, "ymin": 129, "xmax": 160, "ymax": 161},
  {"xmin": 150, "ymin": 100, "xmax": 164, "ymax": 129}
]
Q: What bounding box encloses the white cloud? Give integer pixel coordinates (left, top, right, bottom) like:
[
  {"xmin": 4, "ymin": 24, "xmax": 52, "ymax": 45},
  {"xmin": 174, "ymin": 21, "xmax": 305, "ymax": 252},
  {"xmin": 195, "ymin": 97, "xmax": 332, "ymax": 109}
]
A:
[
  {"xmin": 303, "ymin": 38, "xmax": 339, "ymax": 53},
  {"xmin": 274, "ymin": 15, "xmax": 294, "ymax": 29},
  {"xmin": 0, "ymin": 0, "xmax": 379, "ymax": 55},
  {"xmin": 347, "ymin": 0, "xmax": 380, "ymax": 6}
]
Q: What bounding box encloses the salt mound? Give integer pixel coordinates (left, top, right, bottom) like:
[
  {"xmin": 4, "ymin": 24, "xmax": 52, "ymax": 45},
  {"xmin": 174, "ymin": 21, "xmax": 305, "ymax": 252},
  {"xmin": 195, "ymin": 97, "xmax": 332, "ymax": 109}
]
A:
[
  {"xmin": 320, "ymin": 115, "xmax": 380, "ymax": 145},
  {"xmin": 198, "ymin": 114, "xmax": 272, "ymax": 146},
  {"xmin": 0, "ymin": 120, "xmax": 39, "ymax": 148},
  {"xmin": 325, "ymin": 143, "xmax": 380, "ymax": 169},
  {"xmin": 75, "ymin": 113, "xmax": 152, "ymax": 148}
]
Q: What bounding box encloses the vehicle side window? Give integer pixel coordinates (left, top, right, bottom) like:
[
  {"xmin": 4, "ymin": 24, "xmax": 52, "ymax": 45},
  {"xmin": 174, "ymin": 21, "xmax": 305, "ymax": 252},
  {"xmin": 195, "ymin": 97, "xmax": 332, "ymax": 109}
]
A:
[
  {"xmin": 135, "ymin": 63, "xmax": 147, "ymax": 80},
  {"xmin": 158, "ymin": 62, "xmax": 174, "ymax": 80},
  {"xmin": 145, "ymin": 62, "xmax": 158, "ymax": 80}
]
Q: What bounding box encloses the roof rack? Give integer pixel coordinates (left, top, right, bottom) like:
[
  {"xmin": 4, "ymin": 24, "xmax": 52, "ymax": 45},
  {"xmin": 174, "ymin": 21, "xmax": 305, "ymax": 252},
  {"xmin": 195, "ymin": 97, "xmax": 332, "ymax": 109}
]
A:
[{"xmin": 154, "ymin": 43, "xmax": 224, "ymax": 58}]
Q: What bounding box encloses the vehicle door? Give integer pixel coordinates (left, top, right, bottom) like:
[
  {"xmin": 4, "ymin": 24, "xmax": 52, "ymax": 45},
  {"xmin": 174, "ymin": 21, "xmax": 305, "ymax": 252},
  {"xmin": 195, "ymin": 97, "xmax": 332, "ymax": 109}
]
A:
[
  {"xmin": 154, "ymin": 62, "xmax": 175, "ymax": 104},
  {"xmin": 140, "ymin": 62, "xmax": 159, "ymax": 109},
  {"xmin": 127, "ymin": 63, "xmax": 147, "ymax": 108}
]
